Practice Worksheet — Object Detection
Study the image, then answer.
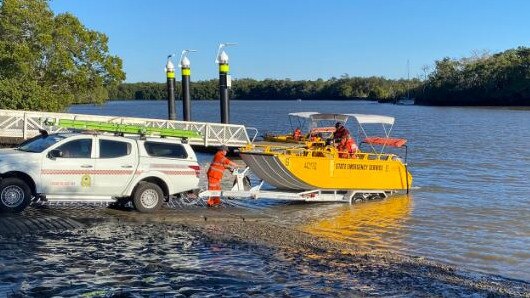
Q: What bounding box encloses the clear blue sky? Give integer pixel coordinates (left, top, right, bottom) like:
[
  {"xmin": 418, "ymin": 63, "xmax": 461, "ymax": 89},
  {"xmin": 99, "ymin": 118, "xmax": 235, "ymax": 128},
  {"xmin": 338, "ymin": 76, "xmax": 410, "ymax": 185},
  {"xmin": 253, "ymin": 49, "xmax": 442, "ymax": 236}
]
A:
[{"xmin": 50, "ymin": 0, "xmax": 530, "ymax": 83}]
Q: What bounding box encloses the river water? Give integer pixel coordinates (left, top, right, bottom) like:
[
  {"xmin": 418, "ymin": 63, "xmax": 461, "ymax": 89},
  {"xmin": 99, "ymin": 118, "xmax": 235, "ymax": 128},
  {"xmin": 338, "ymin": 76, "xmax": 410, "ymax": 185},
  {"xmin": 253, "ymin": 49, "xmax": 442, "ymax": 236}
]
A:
[{"xmin": 66, "ymin": 100, "xmax": 530, "ymax": 281}]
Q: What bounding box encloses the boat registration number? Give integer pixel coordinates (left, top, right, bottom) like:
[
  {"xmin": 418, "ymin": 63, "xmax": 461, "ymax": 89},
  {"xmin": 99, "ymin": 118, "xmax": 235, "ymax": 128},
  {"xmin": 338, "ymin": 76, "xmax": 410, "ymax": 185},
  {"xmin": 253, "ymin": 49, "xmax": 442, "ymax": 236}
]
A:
[{"xmin": 303, "ymin": 161, "xmax": 317, "ymax": 170}]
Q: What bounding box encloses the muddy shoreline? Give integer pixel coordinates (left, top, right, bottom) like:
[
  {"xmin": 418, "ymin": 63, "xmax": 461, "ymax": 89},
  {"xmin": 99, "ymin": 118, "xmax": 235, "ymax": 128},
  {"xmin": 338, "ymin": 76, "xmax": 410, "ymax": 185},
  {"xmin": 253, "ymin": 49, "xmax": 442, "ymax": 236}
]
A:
[{"xmin": 1, "ymin": 205, "xmax": 528, "ymax": 296}]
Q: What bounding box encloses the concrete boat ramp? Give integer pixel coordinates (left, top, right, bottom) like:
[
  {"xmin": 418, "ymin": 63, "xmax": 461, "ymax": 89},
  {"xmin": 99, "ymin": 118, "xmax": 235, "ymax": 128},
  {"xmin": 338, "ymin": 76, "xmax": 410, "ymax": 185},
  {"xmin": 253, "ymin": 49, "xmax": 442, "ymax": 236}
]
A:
[{"xmin": 0, "ymin": 206, "xmax": 85, "ymax": 235}]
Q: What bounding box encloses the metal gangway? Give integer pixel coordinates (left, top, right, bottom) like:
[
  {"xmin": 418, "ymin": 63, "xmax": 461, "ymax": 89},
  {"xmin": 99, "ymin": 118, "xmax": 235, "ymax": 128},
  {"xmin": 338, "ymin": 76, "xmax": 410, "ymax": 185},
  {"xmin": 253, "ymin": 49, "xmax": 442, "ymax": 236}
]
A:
[{"xmin": 0, "ymin": 109, "xmax": 258, "ymax": 147}]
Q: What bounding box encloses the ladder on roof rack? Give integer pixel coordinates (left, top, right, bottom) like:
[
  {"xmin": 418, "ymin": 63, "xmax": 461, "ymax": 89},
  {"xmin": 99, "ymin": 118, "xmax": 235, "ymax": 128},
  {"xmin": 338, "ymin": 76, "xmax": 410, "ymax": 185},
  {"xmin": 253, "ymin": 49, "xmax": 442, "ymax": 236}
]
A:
[{"xmin": 47, "ymin": 119, "xmax": 201, "ymax": 139}]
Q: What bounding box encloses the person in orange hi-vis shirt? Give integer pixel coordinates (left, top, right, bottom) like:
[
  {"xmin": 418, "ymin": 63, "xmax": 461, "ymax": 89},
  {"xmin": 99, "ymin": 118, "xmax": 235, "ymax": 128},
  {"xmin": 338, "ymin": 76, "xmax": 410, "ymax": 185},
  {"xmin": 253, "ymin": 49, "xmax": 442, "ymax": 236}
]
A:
[{"xmin": 207, "ymin": 146, "xmax": 238, "ymax": 207}]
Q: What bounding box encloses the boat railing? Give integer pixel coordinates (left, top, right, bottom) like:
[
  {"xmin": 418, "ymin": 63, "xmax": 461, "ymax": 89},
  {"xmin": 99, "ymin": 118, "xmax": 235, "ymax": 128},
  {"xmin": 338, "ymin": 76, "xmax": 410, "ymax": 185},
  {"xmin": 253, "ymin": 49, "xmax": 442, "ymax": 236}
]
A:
[
  {"xmin": 315, "ymin": 150, "xmax": 397, "ymax": 161},
  {"xmin": 245, "ymin": 144, "xmax": 399, "ymax": 161},
  {"xmin": 353, "ymin": 153, "xmax": 397, "ymax": 161}
]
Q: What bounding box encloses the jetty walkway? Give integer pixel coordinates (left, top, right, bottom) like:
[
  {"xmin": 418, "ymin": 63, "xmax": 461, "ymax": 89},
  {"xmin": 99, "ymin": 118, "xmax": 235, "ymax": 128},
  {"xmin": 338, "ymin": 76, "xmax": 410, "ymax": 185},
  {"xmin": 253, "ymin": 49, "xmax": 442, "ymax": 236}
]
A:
[{"xmin": 0, "ymin": 109, "xmax": 257, "ymax": 147}]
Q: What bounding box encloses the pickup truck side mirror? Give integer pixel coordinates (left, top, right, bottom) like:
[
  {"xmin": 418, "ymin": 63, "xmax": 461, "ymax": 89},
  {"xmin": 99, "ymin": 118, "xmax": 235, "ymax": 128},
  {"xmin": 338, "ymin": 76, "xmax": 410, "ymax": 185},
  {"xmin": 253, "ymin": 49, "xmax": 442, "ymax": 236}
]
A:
[{"xmin": 48, "ymin": 149, "xmax": 63, "ymax": 160}]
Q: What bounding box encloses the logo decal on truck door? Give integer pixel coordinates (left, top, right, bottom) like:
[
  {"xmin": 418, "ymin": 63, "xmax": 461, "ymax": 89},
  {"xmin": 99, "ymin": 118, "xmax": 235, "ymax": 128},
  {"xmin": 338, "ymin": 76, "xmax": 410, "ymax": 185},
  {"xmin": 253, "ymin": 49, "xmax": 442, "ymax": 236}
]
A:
[{"xmin": 81, "ymin": 174, "xmax": 91, "ymax": 187}]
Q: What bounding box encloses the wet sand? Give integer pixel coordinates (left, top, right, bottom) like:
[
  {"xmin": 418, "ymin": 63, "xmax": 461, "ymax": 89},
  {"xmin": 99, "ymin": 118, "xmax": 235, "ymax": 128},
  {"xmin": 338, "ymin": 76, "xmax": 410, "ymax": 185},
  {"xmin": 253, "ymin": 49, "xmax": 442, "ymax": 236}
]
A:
[{"xmin": 1, "ymin": 204, "xmax": 528, "ymax": 296}]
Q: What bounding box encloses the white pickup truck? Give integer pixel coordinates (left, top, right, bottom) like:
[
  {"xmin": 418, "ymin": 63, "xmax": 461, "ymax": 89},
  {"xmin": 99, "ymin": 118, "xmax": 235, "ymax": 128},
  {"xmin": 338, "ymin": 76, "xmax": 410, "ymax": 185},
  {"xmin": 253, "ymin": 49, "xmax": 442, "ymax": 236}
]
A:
[{"xmin": 0, "ymin": 132, "xmax": 201, "ymax": 213}]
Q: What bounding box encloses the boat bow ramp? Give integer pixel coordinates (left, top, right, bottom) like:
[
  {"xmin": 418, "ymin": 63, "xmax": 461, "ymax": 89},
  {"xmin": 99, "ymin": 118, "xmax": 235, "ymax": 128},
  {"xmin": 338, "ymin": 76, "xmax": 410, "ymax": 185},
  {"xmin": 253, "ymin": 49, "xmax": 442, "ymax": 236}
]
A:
[{"xmin": 0, "ymin": 109, "xmax": 257, "ymax": 147}]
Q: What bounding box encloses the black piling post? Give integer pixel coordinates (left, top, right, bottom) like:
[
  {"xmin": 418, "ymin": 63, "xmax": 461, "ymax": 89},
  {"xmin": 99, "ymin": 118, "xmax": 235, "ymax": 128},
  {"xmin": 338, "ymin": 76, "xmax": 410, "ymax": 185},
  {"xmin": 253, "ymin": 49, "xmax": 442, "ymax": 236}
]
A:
[
  {"xmin": 166, "ymin": 57, "xmax": 177, "ymax": 120},
  {"xmin": 218, "ymin": 51, "xmax": 230, "ymax": 124},
  {"xmin": 181, "ymin": 57, "xmax": 192, "ymax": 121}
]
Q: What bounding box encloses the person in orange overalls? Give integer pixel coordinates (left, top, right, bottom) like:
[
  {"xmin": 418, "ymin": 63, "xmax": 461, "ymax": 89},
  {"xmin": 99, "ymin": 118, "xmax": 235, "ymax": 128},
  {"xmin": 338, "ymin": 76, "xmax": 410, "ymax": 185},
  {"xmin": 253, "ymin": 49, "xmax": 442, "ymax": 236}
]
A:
[
  {"xmin": 207, "ymin": 146, "xmax": 238, "ymax": 207},
  {"xmin": 337, "ymin": 135, "xmax": 358, "ymax": 158},
  {"xmin": 293, "ymin": 127, "xmax": 302, "ymax": 141}
]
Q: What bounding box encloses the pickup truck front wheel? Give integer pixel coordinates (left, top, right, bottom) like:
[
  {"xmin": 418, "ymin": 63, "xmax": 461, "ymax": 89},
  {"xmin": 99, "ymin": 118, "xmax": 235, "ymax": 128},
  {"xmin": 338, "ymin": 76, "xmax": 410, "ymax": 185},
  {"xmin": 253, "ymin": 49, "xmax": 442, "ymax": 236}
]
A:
[
  {"xmin": 0, "ymin": 178, "xmax": 32, "ymax": 213},
  {"xmin": 132, "ymin": 182, "xmax": 163, "ymax": 213}
]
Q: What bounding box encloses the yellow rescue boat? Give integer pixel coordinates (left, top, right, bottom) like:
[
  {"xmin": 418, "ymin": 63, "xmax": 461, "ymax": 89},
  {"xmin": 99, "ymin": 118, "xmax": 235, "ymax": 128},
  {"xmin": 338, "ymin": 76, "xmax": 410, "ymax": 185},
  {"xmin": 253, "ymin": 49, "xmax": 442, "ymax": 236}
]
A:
[{"xmin": 240, "ymin": 113, "xmax": 412, "ymax": 192}]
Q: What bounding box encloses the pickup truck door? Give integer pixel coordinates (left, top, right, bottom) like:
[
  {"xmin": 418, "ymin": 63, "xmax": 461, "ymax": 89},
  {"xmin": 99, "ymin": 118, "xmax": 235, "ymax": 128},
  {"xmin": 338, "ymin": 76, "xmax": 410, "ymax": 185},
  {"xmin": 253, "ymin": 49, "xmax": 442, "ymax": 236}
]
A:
[
  {"xmin": 92, "ymin": 137, "xmax": 138, "ymax": 196},
  {"xmin": 41, "ymin": 137, "xmax": 96, "ymax": 195}
]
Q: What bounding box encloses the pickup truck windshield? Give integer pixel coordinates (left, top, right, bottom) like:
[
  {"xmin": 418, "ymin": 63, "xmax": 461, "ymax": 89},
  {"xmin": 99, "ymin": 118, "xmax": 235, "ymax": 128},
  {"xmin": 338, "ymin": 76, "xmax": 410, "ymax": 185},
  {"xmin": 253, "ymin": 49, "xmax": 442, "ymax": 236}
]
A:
[{"xmin": 17, "ymin": 135, "xmax": 66, "ymax": 153}]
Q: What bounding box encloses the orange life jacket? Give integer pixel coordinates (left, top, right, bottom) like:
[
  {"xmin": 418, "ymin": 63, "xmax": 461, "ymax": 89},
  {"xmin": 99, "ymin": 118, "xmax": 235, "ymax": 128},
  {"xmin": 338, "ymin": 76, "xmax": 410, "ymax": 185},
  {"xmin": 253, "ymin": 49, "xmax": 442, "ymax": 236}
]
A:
[
  {"xmin": 347, "ymin": 138, "xmax": 358, "ymax": 154},
  {"xmin": 207, "ymin": 151, "xmax": 231, "ymax": 179},
  {"xmin": 338, "ymin": 137, "xmax": 358, "ymax": 158},
  {"xmin": 293, "ymin": 128, "xmax": 302, "ymax": 140}
]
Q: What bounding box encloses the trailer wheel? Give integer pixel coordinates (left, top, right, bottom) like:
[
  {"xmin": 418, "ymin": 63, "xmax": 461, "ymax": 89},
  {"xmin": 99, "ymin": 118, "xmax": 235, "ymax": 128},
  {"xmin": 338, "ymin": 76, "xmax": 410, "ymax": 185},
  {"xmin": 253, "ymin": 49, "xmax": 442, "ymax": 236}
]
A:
[
  {"xmin": 351, "ymin": 193, "xmax": 365, "ymax": 204},
  {"xmin": 132, "ymin": 182, "xmax": 163, "ymax": 213},
  {"xmin": 353, "ymin": 197, "xmax": 364, "ymax": 204},
  {"xmin": 0, "ymin": 178, "xmax": 32, "ymax": 213}
]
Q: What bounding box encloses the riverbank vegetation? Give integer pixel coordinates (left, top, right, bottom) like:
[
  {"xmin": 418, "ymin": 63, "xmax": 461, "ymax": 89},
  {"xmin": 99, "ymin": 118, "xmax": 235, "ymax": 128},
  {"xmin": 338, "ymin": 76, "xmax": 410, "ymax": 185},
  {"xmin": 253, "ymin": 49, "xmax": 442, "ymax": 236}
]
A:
[
  {"xmin": 109, "ymin": 77, "xmax": 421, "ymax": 102},
  {"xmin": 110, "ymin": 47, "xmax": 529, "ymax": 106},
  {"xmin": 417, "ymin": 47, "xmax": 530, "ymax": 105},
  {"xmin": 0, "ymin": 0, "xmax": 125, "ymax": 111}
]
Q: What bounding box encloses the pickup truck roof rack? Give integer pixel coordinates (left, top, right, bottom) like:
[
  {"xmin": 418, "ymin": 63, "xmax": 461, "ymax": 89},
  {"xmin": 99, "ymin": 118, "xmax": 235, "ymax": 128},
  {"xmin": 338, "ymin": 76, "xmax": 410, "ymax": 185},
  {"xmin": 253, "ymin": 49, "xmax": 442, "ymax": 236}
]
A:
[{"xmin": 46, "ymin": 119, "xmax": 201, "ymax": 139}]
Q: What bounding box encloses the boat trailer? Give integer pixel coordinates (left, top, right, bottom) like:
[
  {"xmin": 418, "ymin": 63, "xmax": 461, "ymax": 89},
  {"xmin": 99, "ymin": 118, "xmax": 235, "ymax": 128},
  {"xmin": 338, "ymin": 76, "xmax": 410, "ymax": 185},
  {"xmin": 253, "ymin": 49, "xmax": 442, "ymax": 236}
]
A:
[{"xmin": 198, "ymin": 168, "xmax": 393, "ymax": 204}]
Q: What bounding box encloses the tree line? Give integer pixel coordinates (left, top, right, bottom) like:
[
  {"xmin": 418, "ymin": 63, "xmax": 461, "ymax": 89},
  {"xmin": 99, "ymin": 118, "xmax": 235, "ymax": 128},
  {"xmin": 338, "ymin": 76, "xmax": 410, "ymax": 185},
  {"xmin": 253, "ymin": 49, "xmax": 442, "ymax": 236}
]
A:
[
  {"xmin": 112, "ymin": 47, "xmax": 529, "ymax": 105},
  {"xmin": 416, "ymin": 47, "xmax": 530, "ymax": 105},
  {"xmin": 109, "ymin": 77, "xmax": 421, "ymax": 101}
]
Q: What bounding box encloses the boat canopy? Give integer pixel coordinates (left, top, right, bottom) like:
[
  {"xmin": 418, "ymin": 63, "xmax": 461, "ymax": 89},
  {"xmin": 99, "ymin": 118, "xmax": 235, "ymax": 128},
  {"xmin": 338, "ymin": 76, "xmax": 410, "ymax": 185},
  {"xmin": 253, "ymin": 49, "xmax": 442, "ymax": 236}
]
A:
[
  {"xmin": 345, "ymin": 114, "xmax": 395, "ymax": 125},
  {"xmin": 288, "ymin": 112, "xmax": 351, "ymax": 130},
  {"xmin": 288, "ymin": 112, "xmax": 350, "ymax": 123},
  {"xmin": 308, "ymin": 113, "xmax": 350, "ymax": 122},
  {"xmin": 288, "ymin": 112, "xmax": 394, "ymax": 125},
  {"xmin": 288, "ymin": 112, "xmax": 319, "ymax": 119}
]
